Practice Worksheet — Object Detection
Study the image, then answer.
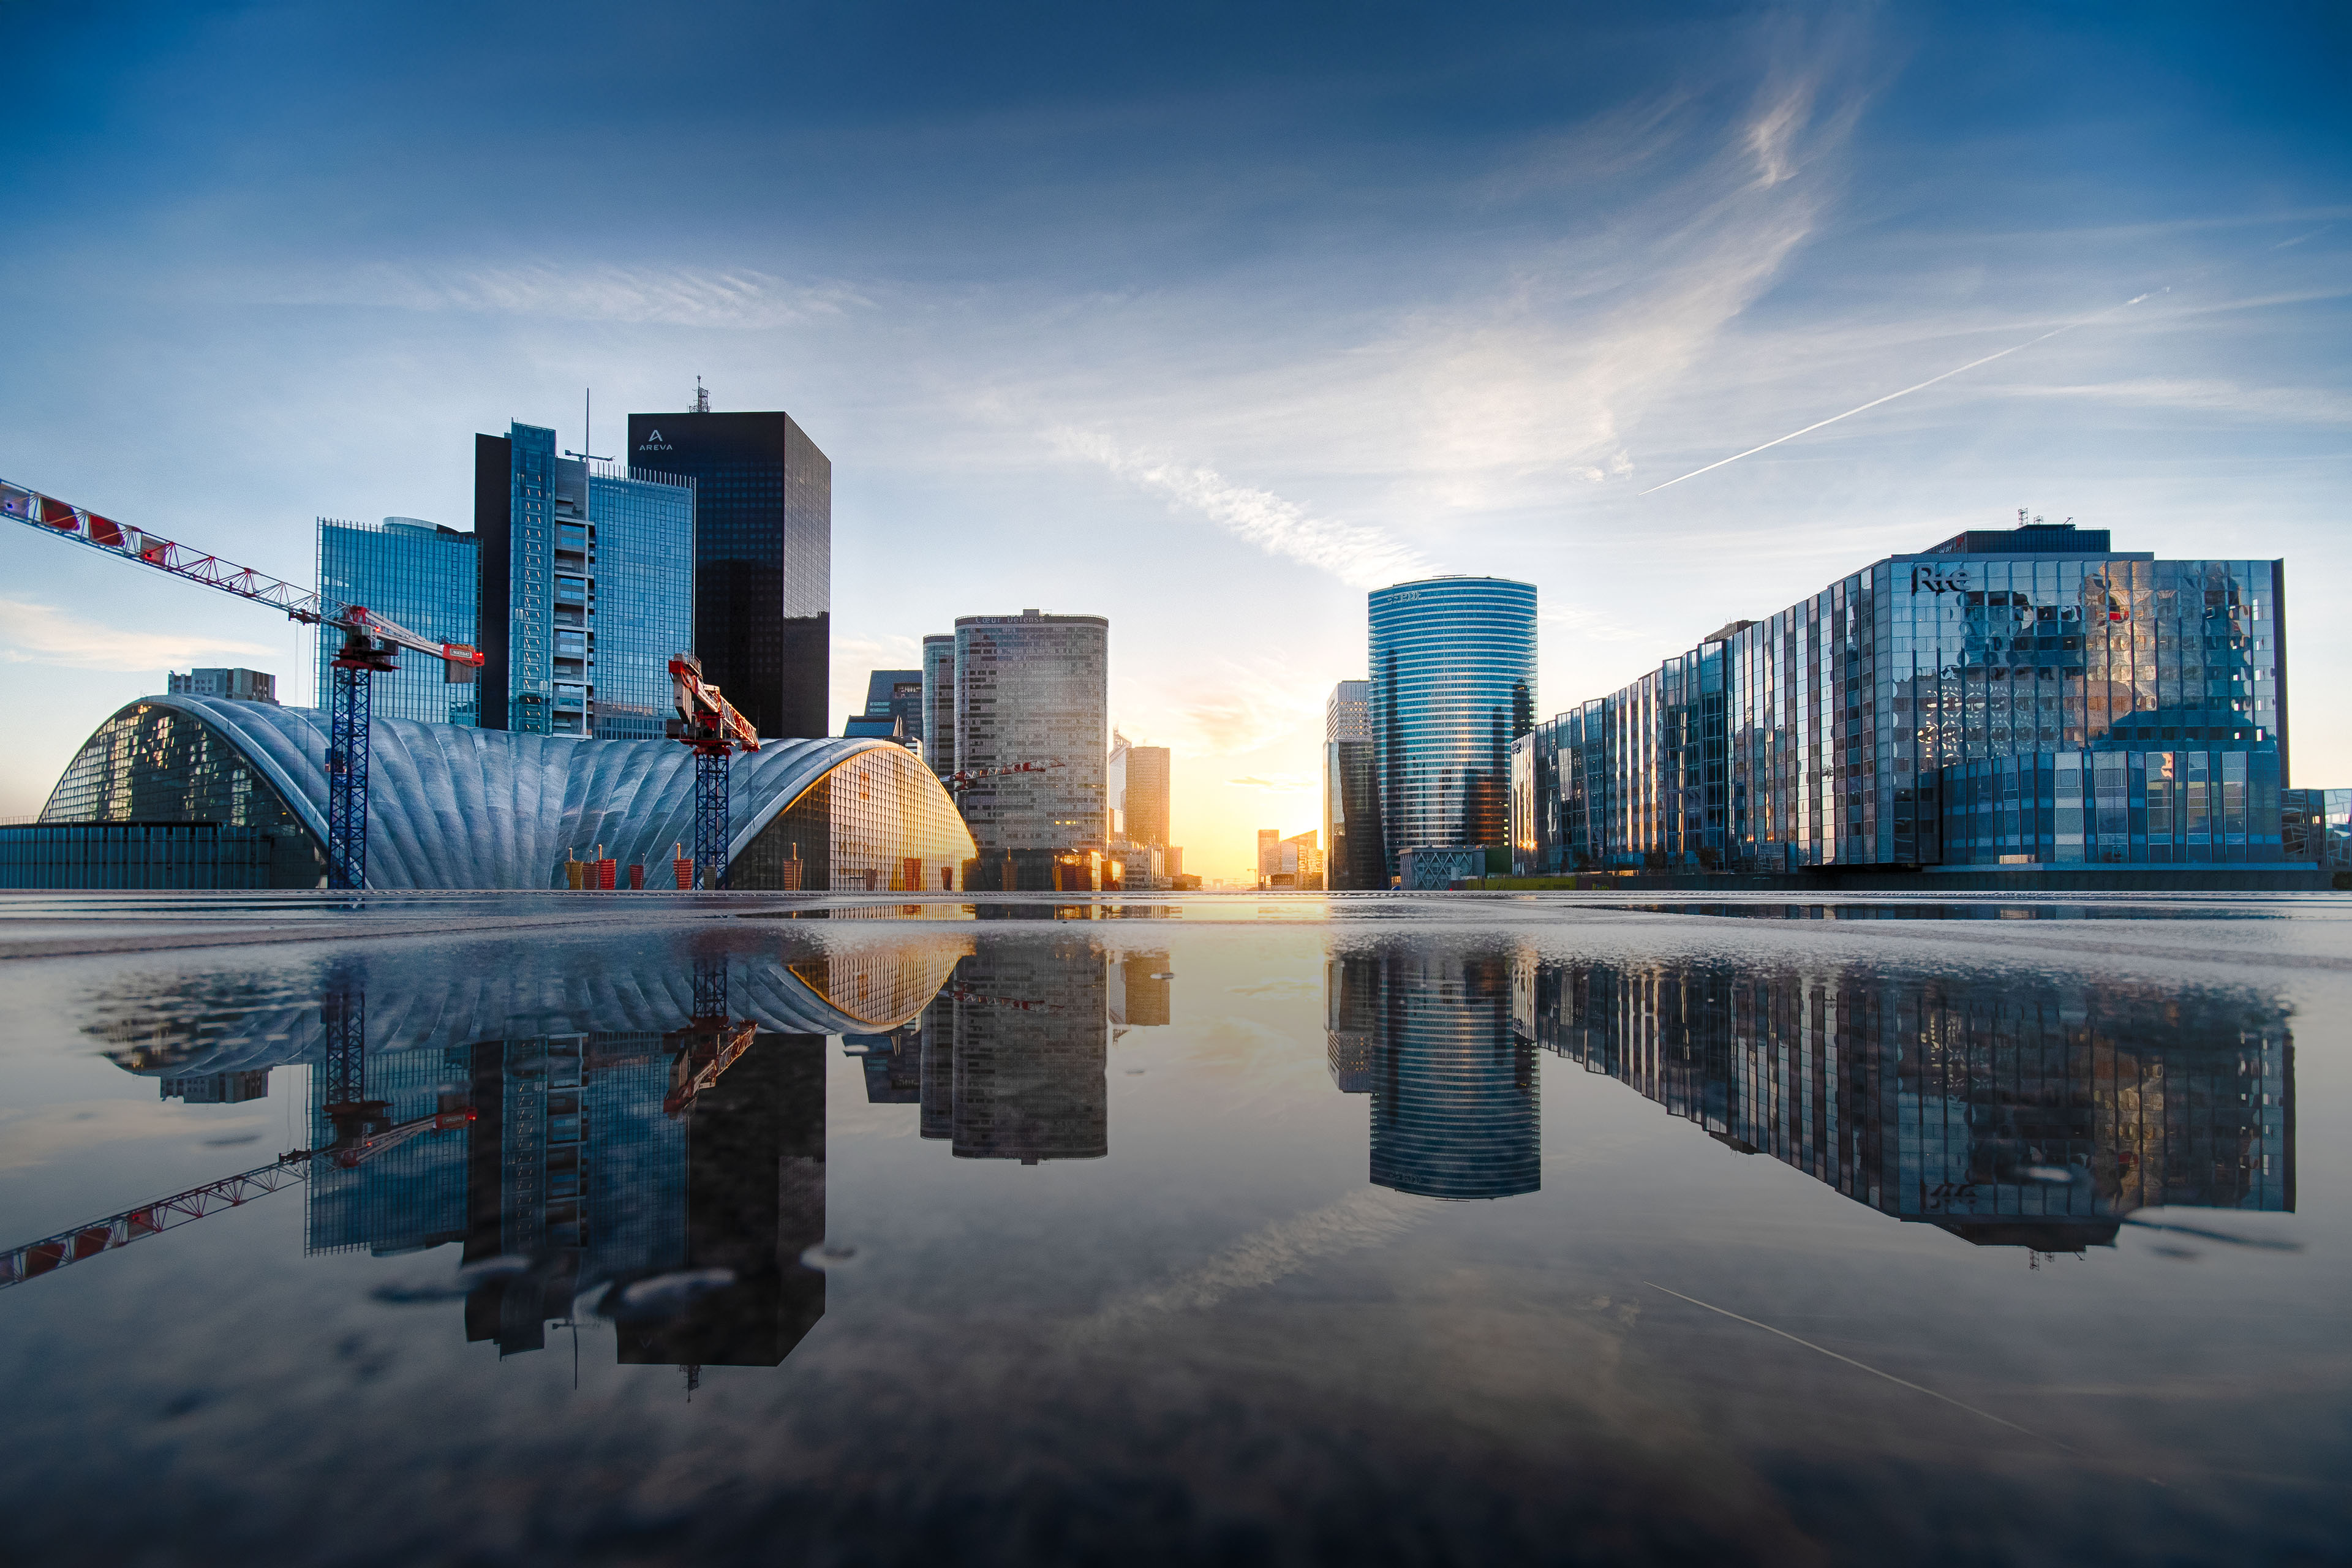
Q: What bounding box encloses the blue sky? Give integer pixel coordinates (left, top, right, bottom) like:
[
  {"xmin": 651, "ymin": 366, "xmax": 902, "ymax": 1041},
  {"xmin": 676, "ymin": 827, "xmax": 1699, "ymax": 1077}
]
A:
[{"xmin": 2, "ymin": 1, "xmax": 2346, "ymax": 876}]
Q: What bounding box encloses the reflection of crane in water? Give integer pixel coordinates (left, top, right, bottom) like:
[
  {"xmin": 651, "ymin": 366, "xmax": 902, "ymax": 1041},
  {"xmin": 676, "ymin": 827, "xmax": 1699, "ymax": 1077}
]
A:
[
  {"xmin": 0, "ymin": 981, "xmax": 472, "ymax": 1290},
  {"xmin": 662, "ymin": 949, "xmax": 758, "ymax": 1118}
]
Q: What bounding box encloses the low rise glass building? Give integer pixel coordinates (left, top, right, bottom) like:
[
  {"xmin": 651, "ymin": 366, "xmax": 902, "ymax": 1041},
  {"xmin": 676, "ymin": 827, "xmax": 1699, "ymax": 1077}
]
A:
[
  {"xmin": 1513, "ymin": 521, "xmax": 2290, "ymax": 873},
  {"xmin": 23, "ymin": 695, "xmax": 974, "ymax": 891}
]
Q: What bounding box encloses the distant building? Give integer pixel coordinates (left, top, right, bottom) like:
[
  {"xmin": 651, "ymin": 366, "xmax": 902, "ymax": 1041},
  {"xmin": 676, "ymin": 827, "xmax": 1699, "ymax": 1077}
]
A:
[
  {"xmin": 859, "ymin": 669, "xmax": 924, "ymax": 742},
  {"xmin": 1110, "ymin": 840, "xmax": 1164, "ymax": 890},
  {"xmin": 473, "ymin": 423, "xmax": 694, "ymax": 739},
  {"xmin": 1164, "ymin": 846, "xmax": 1183, "ymax": 878},
  {"xmin": 921, "ymin": 634, "xmax": 957, "ymax": 780},
  {"xmin": 315, "ymin": 516, "xmax": 478, "ymax": 725},
  {"xmin": 1324, "ymin": 678, "xmax": 1382, "ymax": 889},
  {"xmin": 1258, "ymin": 828, "xmax": 1322, "ymax": 889},
  {"xmin": 627, "ymin": 406, "xmax": 832, "ymax": 740},
  {"xmin": 954, "ymin": 610, "xmax": 1108, "ymax": 889},
  {"xmin": 1370, "ymin": 578, "xmax": 1536, "ymax": 883},
  {"xmin": 170, "ymin": 667, "xmax": 278, "ymax": 706},
  {"xmin": 1125, "ymin": 744, "xmax": 1170, "ymax": 847},
  {"xmin": 1106, "ymin": 729, "xmax": 1131, "ymax": 839}
]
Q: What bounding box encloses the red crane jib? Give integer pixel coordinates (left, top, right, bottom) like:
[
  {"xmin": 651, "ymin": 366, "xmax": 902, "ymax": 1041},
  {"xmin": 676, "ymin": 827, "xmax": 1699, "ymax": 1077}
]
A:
[{"xmin": 3, "ymin": 475, "xmax": 483, "ymax": 669}]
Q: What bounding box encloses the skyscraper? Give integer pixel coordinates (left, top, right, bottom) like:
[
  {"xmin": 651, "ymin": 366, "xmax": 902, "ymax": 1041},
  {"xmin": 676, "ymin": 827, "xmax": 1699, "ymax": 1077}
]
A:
[
  {"xmin": 1369, "ymin": 576, "xmax": 1536, "ymax": 880},
  {"xmin": 955, "ymin": 610, "xmax": 1108, "ymax": 888},
  {"xmin": 1106, "ymin": 729, "xmax": 1131, "ymax": 839},
  {"xmin": 1124, "ymin": 745, "xmax": 1170, "ymax": 847},
  {"xmin": 473, "ymin": 423, "xmax": 694, "ymax": 739},
  {"xmin": 1323, "ymin": 678, "xmax": 1382, "ymax": 889},
  {"xmin": 315, "ymin": 518, "xmax": 479, "ymax": 726},
  {"xmin": 627, "ymin": 408, "xmax": 831, "ymax": 740},
  {"xmin": 921, "ymin": 634, "xmax": 956, "ymax": 781}
]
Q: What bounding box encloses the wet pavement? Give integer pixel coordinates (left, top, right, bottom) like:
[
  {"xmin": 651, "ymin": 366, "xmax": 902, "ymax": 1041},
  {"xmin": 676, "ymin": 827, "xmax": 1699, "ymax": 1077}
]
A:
[{"xmin": 1, "ymin": 892, "xmax": 2344, "ymax": 1566}]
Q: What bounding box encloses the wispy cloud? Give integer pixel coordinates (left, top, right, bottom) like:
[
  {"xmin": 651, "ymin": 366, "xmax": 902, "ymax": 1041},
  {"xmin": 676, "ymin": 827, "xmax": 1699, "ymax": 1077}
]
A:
[
  {"xmin": 266, "ymin": 262, "xmax": 869, "ymax": 328},
  {"xmin": 1226, "ymin": 773, "xmax": 1315, "ymax": 791},
  {"xmin": 1997, "ymin": 376, "xmax": 2352, "ymax": 425},
  {"xmin": 0, "ymin": 598, "xmax": 274, "ymax": 672},
  {"xmin": 1049, "ymin": 428, "xmax": 1434, "ymax": 587}
]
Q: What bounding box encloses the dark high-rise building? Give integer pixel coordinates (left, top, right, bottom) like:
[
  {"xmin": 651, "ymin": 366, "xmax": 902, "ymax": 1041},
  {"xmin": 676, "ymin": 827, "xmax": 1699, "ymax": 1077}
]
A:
[
  {"xmin": 1324, "ymin": 679, "xmax": 1383, "ymax": 889},
  {"xmin": 627, "ymin": 408, "xmax": 832, "ymax": 741}
]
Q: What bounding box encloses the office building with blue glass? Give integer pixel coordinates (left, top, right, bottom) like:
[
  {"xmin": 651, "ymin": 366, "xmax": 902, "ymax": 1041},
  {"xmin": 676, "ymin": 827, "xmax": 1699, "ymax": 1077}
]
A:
[
  {"xmin": 474, "ymin": 421, "xmax": 694, "ymax": 740},
  {"xmin": 314, "ymin": 518, "xmax": 480, "ymax": 726},
  {"xmin": 1369, "ymin": 577, "xmax": 1536, "ymax": 881},
  {"xmin": 1512, "ymin": 521, "xmax": 2294, "ymax": 874}
]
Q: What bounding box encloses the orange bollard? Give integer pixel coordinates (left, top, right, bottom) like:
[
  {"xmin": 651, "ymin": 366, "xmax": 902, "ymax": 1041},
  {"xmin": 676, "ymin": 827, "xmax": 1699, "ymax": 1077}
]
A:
[
  {"xmin": 628, "ymin": 864, "xmax": 645, "ymax": 890},
  {"xmin": 673, "ymin": 842, "xmax": 693, "ymax": 889}
]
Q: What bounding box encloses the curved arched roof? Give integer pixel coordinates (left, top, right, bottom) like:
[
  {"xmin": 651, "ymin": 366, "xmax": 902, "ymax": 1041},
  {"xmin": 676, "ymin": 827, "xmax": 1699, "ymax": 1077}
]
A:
[{"xmin": 47, "ymin": 696, "xmax": 961, "ymax": 891}]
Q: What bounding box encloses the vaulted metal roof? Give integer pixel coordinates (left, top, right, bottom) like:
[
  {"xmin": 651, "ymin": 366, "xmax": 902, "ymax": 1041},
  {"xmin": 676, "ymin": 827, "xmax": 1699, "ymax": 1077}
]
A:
[{"xmin": 50, "ymin": 696, "xmax": 956, "ymax": 891}]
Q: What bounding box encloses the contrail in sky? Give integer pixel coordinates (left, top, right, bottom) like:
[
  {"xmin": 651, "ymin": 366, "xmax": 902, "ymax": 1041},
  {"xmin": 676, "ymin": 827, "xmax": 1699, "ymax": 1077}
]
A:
[{"xmin": 1640, "ymin": 289, "xmax": 2165, "ymax": 495}]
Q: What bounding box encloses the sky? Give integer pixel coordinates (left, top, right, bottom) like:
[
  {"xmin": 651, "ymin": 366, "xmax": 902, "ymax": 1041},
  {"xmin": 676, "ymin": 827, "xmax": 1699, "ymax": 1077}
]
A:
[{"xmin": 1, "ymin": 0, "xmax": 2346, "ymax": 880}]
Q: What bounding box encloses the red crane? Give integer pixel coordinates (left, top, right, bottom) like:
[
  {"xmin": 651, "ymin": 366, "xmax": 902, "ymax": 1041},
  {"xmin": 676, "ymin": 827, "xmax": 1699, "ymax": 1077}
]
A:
[
  {"xmin": 665, "ymin": 652, "xmax": 762, "ymax": 889},
  {"xmin": 0, "ymin": 1106, "xmax": 476, "ymax": 1290},
  {"xmin": 1, "ymin": 476, "xmax": 484, "ymax": 890}
]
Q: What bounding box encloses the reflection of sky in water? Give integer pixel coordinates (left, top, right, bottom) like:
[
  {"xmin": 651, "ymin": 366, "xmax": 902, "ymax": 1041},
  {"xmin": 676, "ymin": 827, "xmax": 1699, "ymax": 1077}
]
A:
[{"xmin": 0, "ymin": 909, "xmax": 2343, "ymax": 1563}]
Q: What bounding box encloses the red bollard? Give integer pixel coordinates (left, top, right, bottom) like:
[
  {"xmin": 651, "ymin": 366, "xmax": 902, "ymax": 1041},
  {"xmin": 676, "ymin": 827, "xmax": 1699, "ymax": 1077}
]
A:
[{"xmin": 628, "ymin": 864, "xmax": 646, "ymax": 890}]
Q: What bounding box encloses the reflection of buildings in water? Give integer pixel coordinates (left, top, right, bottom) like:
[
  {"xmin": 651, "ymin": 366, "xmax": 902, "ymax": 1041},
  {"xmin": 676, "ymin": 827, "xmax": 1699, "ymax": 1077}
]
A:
[
  {"xmin": 1110, "ymin": 952, "xmax": 1171, "ymax": 1028},
  {"xmin": 951, "ymin": 944, "xmax": 1108, "ymax": 1163},
  {"xmin": 89, "ymin": 944, "xmax": 889, "ymax": 1370},
  {"xmin": 1518, "ymin": 959, "xmax": 2294, "ymax": 1250},
  {"xmin": 865, "ymin": 943, "xmax": 1109, "ymax": 1164},
  {"xmin": 1327, "ymin": 948, "xmax": 1540, "ymax": 1200}
]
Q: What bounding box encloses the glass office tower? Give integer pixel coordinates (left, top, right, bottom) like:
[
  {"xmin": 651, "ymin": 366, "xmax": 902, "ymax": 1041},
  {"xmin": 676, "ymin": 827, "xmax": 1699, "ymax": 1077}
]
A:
[
  {"xmin": 1514, "ymin": 521, "xmax": 2289, "ymax": 872},
  {"xmin": 315, "ymin": 518, "xmax": 479, "ymax": 725},
  {"xmin": 626, "ymin": 409, "xmax": 832, "ymax": 740},
  {"xmin": 1368, "ymin": 577, "xmax": 1537, "ymax": 882},
  {"xmin": 921, "ymin": 634, "xmax": 957, "ymax": 781},
  {"xmin": 474, "ymin": 423, "xmax": 693, "ymax": 739}
]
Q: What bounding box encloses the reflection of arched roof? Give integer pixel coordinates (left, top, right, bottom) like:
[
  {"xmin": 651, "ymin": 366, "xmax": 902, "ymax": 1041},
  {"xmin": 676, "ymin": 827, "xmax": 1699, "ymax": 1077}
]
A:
[
  {"xmin": 47, "ymin": 696, "xmax": 957, "ymax": 889},
  {"xmin": 101, "ymin": 948, "xmax": 965, "ymax": 1077}
]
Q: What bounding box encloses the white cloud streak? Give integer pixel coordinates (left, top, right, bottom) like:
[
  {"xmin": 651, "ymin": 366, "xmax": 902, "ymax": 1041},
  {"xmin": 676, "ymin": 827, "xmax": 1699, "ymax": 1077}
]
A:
[
  {"xmin": 1049, "ymin": 427, "xmax": 1434, "ymax": 587},
  {"xmin": 0, "ymin": 598, "xmax": 274, "ymax": 672},
  {"xmin": 268, "ymin": 262, "xmax": 869, "ymax": 328}
]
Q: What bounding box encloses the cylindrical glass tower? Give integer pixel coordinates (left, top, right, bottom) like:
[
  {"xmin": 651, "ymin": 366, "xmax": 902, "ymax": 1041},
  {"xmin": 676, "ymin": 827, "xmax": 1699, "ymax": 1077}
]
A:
[{"xmin": 1368, "ymin": 576, "xmax": 1537, "ymax": 881}]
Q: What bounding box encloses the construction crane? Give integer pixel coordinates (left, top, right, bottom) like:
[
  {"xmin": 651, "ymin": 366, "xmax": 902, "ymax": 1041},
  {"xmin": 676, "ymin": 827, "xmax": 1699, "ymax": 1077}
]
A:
[
  {"xmin": 944, "ymin": 758, "xmax": 1068, "ymax": 796},
  {"xmin": 1, "ymin": 476, "xmax": 484, "ymax": 891},
  {"xmin": 666, "ymin": 652, "xmax": 761, "ymax": 889},
  {"xmin": 0, "ymin": 981, "xmax": 471, "ymax": 1290}
]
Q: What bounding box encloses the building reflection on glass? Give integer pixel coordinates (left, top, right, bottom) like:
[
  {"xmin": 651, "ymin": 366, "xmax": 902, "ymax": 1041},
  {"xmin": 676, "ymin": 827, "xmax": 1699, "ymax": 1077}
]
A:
[
  {"xmin": 1515, "ymin": 956, "xmax": 2294, "ymax": 1250},
  {"xmin": 1326, "ymin": 946, "xmax": 1540, "ymax": 1200}
]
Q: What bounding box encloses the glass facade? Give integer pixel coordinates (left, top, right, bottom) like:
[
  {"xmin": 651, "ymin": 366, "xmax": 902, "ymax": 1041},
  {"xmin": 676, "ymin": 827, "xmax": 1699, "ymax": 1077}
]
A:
[
  {"xmin": 39, "ymin": 700, "xmax": 323, "ymax": 886},
  {"xmin": 626, "ymin": 410, "xmax": 832, "ymax": 741},
  {"xmin": 0, "ymin": 822, "xmax": 282, "ymax": 890},
  {"xmin": 954, "ymin": 612, "xmax": 1109, "ymax": 856},
  {"xmin": 475, "ymin": 424, "xmax": 693, "ymax": 740},
  {"xmin": 733, "ymin": 742, "xmax": 984, "ymax": 892},
  {"xmin": 1323, "ymin": 680, "xmax": 1381, "ymax": 890},
  {"xmin": 921, "ymin": 634, "xmax": 956, "ymax": 780},
  {"xmin": 1942, "ymin": 748, "xmax": 2283, "ymax": 864},
  {"xmin": 2283, "ymin": 788, "xmax": 2351, "ymax": 873},
  {"xmin": 1515, "ymin": 529, "xmax": 2288, "ymax": 872},
  {"xmin": 585, "ymin": 464, "xmax": 696, "ymax": 739},
  {"xmin": 1518, "ymin": 951, "xmax": 2293, "ymax": 1248},
  {"xmin": 315, "ymin": 518, "xmax": 479, "ymax": 725},
  {"xmin": 1369, "ymin": 577, "xmax": 1536, "ymax": 881}
]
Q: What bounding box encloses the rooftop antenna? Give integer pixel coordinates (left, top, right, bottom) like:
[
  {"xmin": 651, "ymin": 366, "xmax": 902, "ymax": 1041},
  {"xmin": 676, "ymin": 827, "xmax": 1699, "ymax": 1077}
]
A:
[
  {"xmin": 692, "ymin": 376, "xmax": 710, "ymax": 415},
  {"xmin": 562, "ymin": 388, "xmax": 612, "ymax": 466}
]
